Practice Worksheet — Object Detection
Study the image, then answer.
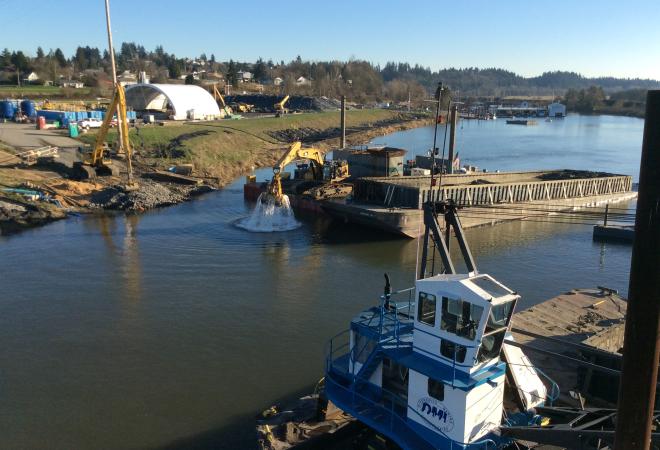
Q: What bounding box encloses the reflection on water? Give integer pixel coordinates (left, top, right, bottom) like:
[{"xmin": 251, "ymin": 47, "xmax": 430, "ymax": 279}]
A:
[{"xmin": 0, "ymin": 114, "xmax": 641, "ymax": 449}]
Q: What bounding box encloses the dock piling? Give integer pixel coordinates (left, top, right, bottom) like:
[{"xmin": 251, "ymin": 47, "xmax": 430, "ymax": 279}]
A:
[
  {"xmin": 614, "ymin": 90, "xmax": 660, "ymax": 450},
  {"xmin": 448, "ymin": 105, "xmax": 458, "ymax": 174}
]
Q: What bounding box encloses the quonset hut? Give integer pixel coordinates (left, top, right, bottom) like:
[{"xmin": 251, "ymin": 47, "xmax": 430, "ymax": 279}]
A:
[{"xmin": 125, "ymin": 83, "xmax": 221, "ymax": 120}]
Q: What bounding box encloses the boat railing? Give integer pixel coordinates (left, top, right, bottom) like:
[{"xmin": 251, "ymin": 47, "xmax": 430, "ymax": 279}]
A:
[
  {"xmin": 377, "ymin": 287, "xmax": 415, "ymax": 345},
  {"xmin": 326, "ymin": 288, "xmax": 417, "ymax": 381},
  {"xmin": 325, "ymin": 329, "xmax": 350, "ymax": 374},
  {"xmin": 325, "ymin": 371, "xmax": 498, "ymax": 450},
  {"xmin": 534, "ymin": 366, "xmax": 560, "ymax": 406}
]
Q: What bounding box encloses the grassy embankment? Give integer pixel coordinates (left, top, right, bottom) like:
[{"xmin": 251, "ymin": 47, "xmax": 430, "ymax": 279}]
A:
[
  {"xmin": 79, "ymin": 109, "xmax": 431, "ymax": 186},
  {"xmin": 0, "ymin": 85, "xmax": 94, "ymax": 99}
]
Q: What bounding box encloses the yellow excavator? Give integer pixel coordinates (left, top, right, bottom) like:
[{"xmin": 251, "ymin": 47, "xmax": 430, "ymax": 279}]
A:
[
  {"xmin": 211, "ymin": 84, "xmax": 241, "ymax": 119},
  {"xmin": 274, "ymin": 95, "xmax": 290, "ymax": 117},
  {"xmin": 264, "ymin": 141, "xmax": 350, "ymax": 205},
  {"xmin": 231, "ymin": 101, "xmax": 255, "ymax": 113},
  {"xmin": 73, "ymin": 84, "xmax": 133, "ymax": 181}
]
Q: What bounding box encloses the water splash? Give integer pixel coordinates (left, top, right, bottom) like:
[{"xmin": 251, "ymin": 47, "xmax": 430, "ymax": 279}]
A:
[{"xmin": 236, "ymin": 193, "xmax": 302, "ymax": 232}]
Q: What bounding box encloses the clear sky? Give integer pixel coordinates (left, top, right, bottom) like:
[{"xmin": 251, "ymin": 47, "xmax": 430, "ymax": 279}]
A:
[{"xmin": 1, "ymin": 0, "xmax": 658, "ymax": 80}]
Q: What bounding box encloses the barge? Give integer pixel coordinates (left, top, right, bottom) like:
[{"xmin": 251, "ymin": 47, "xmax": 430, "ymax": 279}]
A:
[{"xmin": 321, "ymin": 170, "xmax": 635, "ymax": 237}]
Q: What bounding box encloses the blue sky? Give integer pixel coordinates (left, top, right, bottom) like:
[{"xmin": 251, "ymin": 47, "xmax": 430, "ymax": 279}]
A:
[{"xmin": 1, "ymin": 0, "xmax": 659, "ymax": 79}]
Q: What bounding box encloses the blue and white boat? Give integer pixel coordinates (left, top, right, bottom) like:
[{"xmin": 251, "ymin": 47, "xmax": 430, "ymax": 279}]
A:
[{"xmin": 324, "ymin": 200, "xmax": 550, "ymax": 449}]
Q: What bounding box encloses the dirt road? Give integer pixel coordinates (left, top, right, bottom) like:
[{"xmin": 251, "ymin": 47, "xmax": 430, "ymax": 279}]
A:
[{"xmin": 0, "ymin": 122, "xmax": 81, "ymax": 149}]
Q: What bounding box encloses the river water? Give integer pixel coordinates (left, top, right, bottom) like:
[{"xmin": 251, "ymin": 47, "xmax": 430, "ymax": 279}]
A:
[{"xmin": 0, "ymin": 114, "xmax": 643, "ymax": 449}]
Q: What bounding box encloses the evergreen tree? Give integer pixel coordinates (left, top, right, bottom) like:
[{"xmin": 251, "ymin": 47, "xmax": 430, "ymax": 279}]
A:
[
  {"xmin": 253, "ymin": 57, "xmax": 267, "ymax": 82},
  {"xmin": 11, "ymin": 51, "xmax": 29, "ymax": 72},
  {"xmin": 168, "ymin": 60, "xmax": 182, "ymax": 79},
  {"xmin": 54, "ymin": 48, "xmax": 67, "ymax": 67},
  {"xmin": 227, "ymin": 59, "xmax": 238, "ymax": 86},
  {"xmin": 36, "ymin": 46, "xmax": 44, "ymax": 60},
  {"xmin": 0, "ymin": 48, "xmax": 11, "ymax": 69}
]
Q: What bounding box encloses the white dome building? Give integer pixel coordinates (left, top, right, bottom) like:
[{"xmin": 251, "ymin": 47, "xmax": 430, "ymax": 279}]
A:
[{"xmin": 125, "ymin": 83, "xmax": 221, "ymax": 120}]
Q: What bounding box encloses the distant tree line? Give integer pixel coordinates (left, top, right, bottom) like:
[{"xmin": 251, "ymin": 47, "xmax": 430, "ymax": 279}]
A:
[
  {"xmin": 1, "ymin": 43, "xmax": 659, "ymax": 102},
  {"xmin": 564, "ymin": 86, "xmax": 648, "ymax": 117}
]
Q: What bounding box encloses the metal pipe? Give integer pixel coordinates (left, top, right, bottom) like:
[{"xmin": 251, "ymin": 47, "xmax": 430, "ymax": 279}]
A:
[
  {"xmin": 104, "ymin": 0, "xmax": 130, "ymax": 181},
  {"xmin": 614, "ymin": 90, "xmax": 660, "ymax": 450}
]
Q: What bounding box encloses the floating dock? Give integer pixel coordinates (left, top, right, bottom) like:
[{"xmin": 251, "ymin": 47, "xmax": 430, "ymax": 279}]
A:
[
  {"xmin": 320, "ymin": 170, "xmax": 635, "ymax": 237},
  {"xmin": 593, "ymin": 224, "xmax": 634, "ymax": 242}
]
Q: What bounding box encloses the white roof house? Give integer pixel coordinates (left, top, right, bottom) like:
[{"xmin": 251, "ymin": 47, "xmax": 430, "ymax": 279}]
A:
[
  {"xmin": 238, "ymin": 71, "xmax": 253, "ymax": 82},
  {"xmin": 125, "ymin": 83, "xmax": 221, "ymax": 120},
  {"xmin": 296, "ymin": 76, "xmax": 311, "ymax": 86}
]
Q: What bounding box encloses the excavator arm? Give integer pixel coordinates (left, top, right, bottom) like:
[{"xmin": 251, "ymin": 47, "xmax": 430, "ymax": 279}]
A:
[
  {"xmin": 274, "ymin": 95, "xmax": 290, "ymax": 117},
  {"xmin": 266, "ymin": 141, "xmax": 325, "ymax": 205},
  {"xmin": 74, "ymin": 83, "xmax": 133, "ymax": 181},
  {"xmin": 274, "ymin": 95, "xmax": 290, "ymax": 111},
  {"xmin": 89, "ymin": 84, "xmax": 131, "ymax": 168},
  {"xmin": 273, "ymin": 141, "xmax": 325, "ymax": 172}
]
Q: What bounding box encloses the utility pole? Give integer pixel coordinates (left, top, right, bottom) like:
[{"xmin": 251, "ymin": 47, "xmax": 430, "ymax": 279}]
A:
[
  {"xmin": 340, "ymin": 95, "xmax": 346, "ymax": 148},
  {"xmin": 448, "ymin": 104, "xmax": 458, "ymax": 174},
  {"xmin": 614, "ymin": 90, "xmax": 660, "ymax": 450}
]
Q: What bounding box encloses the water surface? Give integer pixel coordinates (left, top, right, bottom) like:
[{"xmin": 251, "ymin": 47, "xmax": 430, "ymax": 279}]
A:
[{"xmin": 0, "ymin": 114, "xmax": 642, "ymax": 449}]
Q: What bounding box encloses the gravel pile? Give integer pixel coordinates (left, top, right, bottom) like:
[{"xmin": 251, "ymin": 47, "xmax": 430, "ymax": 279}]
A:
[
  {"xmin": 90, "ymin": 181, "xmax": 186, "ymax": 210},
  {"xmin": 539, "ymin": 170, "xmax": 615, "ymax": 181}
]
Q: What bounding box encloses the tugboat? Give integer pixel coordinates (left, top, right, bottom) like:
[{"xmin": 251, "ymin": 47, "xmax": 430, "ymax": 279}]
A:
[{"xmin": 323, "ymin": 199, "xmax": 548, "ymax": 449}]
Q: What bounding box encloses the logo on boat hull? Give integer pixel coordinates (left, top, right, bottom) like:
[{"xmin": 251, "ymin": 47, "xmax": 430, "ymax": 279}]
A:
[{"xmin": 417, "ymin": 397, "xmax": 454, "ymax": 433}]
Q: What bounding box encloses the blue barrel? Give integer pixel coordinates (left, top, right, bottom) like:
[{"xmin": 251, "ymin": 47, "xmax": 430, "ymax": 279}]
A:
[
  {"xmin": 1, "ymin": 101, "xmax": 15, "ymax": 119},
  {"xmin": 20, "ymin": 100, "xmax": 36, "ymax": 117}
]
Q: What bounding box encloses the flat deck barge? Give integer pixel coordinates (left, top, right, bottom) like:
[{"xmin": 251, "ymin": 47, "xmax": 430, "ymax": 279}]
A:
[{"xmin": 321, "ymin": 170, "xmax": 635, "ymax": 237}]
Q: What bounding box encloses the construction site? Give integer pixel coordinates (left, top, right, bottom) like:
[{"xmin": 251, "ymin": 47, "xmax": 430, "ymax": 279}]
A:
[{"xmin": 0, "ymin": 89, "xmax": 430, "ymax": 234}]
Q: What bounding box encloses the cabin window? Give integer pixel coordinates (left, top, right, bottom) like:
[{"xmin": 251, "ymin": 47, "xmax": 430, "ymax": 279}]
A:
[
  {"xmin": 428, "ymin": 378, "xmax": 445, "ymax": 401},
  {"xmin": 485, "ymin": 300, "xmax": 515, "ymax": 333},
  {"xmin": 417, "ymin": 292, "xmax": 437, "ymax": 326},
  {"xmin": 477, "ymin": 330, "xmax": 507, "ymax": 363},
  {"xmin": 440, "ymin": 339, "xmax": 466, "ymax": 363},
  {"xmin": 441, "ymin": 297, "xmax": 484, "ymax": 340},
  {"xmin": 477, "ymin": 300, "xmax": 516, "ymax": 363},
  {"xmin": 353, "ymin": 333, "xmax": 376, "ymax": 364}
]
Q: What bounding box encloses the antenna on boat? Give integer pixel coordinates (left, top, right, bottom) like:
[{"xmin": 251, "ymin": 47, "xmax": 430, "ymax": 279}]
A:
[{"xmin": 418, "ymin": 83, "xmax": 477, "ymax": 280}]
